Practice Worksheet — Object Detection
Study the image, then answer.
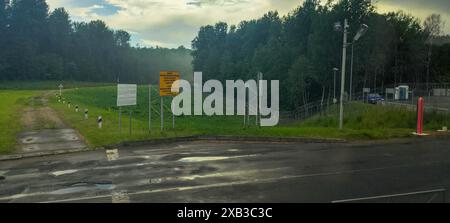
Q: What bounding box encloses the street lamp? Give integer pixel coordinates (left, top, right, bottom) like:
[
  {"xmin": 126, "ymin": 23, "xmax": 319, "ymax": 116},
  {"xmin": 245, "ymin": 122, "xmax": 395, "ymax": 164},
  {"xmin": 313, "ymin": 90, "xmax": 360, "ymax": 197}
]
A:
[
  {"xmin": 333, "ymin": 68, "xmax": 339, "ymax": 104},
  {"xmin": 349, "ymin": 24, "xmax": 369, "ymax": 101},
  {"xmin": 334, "ymin": 19, "xmax": 349, "ymax": 130},
  {"xmin": 335, "ymin": 19, "xmax": 369, "ymax": 130}
]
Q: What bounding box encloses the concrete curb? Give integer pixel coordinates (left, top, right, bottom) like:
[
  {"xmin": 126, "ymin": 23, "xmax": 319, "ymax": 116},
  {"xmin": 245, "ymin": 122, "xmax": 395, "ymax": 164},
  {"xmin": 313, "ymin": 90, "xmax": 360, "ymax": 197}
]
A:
[
  {"xmin": 0, "ymin": 147, "xmax": 102, "ymax": 162},
  {"xmin": 0, "ymin": 135, "xmax": 345, "ymax": 161},
  {"xmin": 197, "ymin": 135, "xmax": 346, "ymax": 143}
]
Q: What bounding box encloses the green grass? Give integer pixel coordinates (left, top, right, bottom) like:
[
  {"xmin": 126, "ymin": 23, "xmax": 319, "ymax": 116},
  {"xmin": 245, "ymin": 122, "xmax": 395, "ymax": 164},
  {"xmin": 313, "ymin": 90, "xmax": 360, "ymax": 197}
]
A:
[
  {"xmin": 0, "ymin": 81, "xmax": 114, "ymax": 90},
  {"xmin": 0, "ymin": 90, "xmax": 38, "ymax": 154},
  {"xmin": 49, "ymin": 85, "xmax": 447, "ymax": 149},
  {"xmin": 301, "ymin": 102, "xmax": 450, "ymax": 131}
]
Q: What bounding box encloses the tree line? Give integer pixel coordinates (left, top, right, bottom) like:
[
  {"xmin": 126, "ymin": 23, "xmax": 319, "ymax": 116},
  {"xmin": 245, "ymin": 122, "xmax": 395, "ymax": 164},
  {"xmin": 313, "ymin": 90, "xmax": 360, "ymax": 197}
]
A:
[
  {"xmin": 0, "ymin": 0, "xmax": 193, "ymax": 84},
  {"xmin": 191, "ymin": 0, "xmax": 450, "ymax": 110}
]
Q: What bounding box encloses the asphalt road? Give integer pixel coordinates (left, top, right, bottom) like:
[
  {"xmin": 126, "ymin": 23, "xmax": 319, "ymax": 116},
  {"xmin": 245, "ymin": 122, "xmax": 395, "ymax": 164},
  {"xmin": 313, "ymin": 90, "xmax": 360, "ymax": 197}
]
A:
[{"xmin": 1, "ymin": 137, "xmax": 450, "ymax": 203}]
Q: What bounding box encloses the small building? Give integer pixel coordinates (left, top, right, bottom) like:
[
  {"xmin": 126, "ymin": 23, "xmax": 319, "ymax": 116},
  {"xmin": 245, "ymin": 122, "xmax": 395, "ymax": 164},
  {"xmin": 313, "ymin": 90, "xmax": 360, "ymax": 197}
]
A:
[{"xmin": 395, "ymin": 85, "xmax": 409, "ymax": 100}]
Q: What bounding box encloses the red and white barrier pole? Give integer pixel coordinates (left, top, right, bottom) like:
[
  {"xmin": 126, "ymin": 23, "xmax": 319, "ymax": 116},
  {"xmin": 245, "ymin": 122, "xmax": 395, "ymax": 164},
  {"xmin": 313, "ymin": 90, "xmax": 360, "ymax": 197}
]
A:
[{"xmin": 416, "ymin": 97, "xmax": 424, "ymax": 135}]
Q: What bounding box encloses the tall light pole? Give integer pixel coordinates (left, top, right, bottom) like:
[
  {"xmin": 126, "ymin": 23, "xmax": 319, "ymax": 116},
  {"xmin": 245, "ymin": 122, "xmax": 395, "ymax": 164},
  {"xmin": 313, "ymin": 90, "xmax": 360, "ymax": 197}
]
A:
[
  {"xmin": 335, "ymin": 20, "xmax": 369, "ymax": 130},
  {"xmin": 335, "ymin": 19, "xmax": 349, "ymax": 130},
  {"xmin": 349, "ymin": 24, "xmax": 369, "ymax": 101}
]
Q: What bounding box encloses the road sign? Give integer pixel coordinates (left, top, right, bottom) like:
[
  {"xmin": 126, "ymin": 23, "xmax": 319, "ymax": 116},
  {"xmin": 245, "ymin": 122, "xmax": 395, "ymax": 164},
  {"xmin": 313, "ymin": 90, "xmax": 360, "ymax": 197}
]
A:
[
  {"xmin": 117, "ymin": 84, "xmax": 137, "ymax": 107},
  {"xmin": 160, "ymin": 71, "xmax": 180, "ymax": 96},
  {"xmin": 363, "ymin": 88, "xmax": 371, "ymax": 93}
]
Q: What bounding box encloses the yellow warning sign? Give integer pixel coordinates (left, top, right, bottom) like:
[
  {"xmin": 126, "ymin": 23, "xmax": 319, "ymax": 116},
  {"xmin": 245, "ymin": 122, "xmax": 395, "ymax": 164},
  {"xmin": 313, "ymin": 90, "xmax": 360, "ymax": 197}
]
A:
[{"xmin": 159, "ymin": 71, "xmax": 180, "ymax": 96}]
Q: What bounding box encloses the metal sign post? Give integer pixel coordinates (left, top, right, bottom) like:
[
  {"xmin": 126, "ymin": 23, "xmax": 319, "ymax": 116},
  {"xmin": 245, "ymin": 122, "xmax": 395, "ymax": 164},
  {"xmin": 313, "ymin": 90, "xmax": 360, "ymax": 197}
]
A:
[
  {"xmin": 129, "ymin": 110, "xmax": 132, "ymax": 135},
  {"xmin": 159, "ymin": 71, "xmax": 180, "ymax": 131},
  {"xmin": 117, "ymin": 84, "xmax": 137, "ymax": 134},
  {"xmin": 161, "ymin": 97, "xmax": 164, "ymax": 131},
  {"xmin": 257, "ymin": 72, "xmax": 263, "ymax": 127},
  {"xmin": 149, "ymin": 85, "xmax": 152, "ymax": 132},
  {"xmin": 173, "ymin": 96, "xmax": 175, "ymax": 129},
  {"xmin": 119, "ymin": 107, "xmax": 122, "ymax": 133}
]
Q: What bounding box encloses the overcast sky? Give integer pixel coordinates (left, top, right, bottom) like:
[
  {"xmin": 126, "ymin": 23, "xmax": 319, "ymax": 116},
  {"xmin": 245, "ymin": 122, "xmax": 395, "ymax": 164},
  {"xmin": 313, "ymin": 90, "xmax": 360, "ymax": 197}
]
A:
[{"xmin": 46, "ymin": 0, "xmax": 449, "ymax": 49}]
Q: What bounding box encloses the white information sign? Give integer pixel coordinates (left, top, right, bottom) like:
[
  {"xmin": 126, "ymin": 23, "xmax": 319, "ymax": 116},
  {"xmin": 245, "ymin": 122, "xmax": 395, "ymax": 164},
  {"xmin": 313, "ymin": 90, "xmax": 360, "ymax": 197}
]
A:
[{"xmin": 117, "ymin": 84, "xmax": 137, "ymax": 107}]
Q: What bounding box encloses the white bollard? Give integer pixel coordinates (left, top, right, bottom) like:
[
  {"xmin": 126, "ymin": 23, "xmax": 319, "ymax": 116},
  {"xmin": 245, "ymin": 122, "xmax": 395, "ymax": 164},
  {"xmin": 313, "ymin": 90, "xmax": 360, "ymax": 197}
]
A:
[
  {"xmin": 98, "ymin": 116, "xmax": 103, "ymax": 129},
  {"xmin": 84, "ymin": 109, "xmax": 89, "ymax": 120},
  {"xmin": 75, "ymin": 105, "xmax": 79, "ymax": 112}
]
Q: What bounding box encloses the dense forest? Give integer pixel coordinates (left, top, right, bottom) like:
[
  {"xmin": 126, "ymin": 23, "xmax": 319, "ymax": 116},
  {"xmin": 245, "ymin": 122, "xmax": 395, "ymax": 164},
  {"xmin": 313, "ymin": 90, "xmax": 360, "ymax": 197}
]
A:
[
  {"xmin": 191, "ymin": 0, "xmax": 450, "ymax": 110},
  {"xmin": 1, "ymin": 0, "xmax": 449, "ymax": 111},
  {"xmin": 0, "ymin": 0, "xmax": 193, "ymax": 84}
]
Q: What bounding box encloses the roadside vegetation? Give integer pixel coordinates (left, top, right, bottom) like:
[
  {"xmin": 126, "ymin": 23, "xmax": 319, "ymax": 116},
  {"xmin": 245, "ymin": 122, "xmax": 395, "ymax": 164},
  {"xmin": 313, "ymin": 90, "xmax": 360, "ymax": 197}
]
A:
[
  {"xmin": 49, "ymin": 86, "xmax": 450, "ymax": 149},
  {"xmin": 0, "ymin": 90, "xmax": 38, "ymax": 154}
]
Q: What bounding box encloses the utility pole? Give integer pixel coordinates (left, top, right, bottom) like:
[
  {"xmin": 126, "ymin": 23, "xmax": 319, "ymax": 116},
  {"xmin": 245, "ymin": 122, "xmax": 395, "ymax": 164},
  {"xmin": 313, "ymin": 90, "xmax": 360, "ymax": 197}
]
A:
[{"xmin": 339, "ymin": 19, "xmax": 349, "ymax": 130}]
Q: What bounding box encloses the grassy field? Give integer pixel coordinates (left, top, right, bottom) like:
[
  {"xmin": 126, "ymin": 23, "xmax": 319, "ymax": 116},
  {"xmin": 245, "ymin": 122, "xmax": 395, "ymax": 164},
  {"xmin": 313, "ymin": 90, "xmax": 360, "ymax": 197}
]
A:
[
  {"xmin": 0, "ymin": 81, "xmax": 447, "ymax": 154},
  {"xmin": 0, "ymin": 90, "xmax": 38, "ymax": 154},
  {"xmin": 48, "ymin": 85, "xmax": 448, "ymax": 148},
  {"xmin": 302, "ymin": 102, "xmax": 450, "ymax": 131}
]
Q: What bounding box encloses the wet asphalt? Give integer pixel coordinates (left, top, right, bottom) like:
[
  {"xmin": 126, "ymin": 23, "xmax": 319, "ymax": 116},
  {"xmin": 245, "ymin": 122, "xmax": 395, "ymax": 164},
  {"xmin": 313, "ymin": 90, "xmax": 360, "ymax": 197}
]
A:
[{"xmin": 1, "ymin": 137, "xmax": 450, "ymax": 203}]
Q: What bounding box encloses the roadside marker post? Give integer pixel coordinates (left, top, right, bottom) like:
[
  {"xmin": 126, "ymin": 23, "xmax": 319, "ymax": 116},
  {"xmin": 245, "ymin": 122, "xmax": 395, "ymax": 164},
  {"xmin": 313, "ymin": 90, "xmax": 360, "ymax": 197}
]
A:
[
  {"xmin": 98, "ymin": 116, "xmax": 103, "ymax": 129},
  {"xmin": 59, "ymin": 84, "xmax": 63, "ymax": 96},
  {"xmin": 417, "ymin": 97, "xmax": 424, "ymax": 135},
  {"xmin": 75, "ymin": 105, "xmax": 79, "ymax": 112},
  {"xmin": 84, "ymin": 109, "xmax": 89, "ymax": 120},
  {"xmin": 414, "ymin": 97, "xmax": 428, "ymax": 136}
]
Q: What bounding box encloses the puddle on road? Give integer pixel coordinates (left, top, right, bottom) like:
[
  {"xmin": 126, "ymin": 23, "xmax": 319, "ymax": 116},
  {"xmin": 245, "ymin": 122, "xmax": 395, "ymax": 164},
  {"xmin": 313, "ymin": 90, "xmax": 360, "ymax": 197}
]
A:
[
  {"xmin": 50, "ymin": 186, "xmax": 90, "ymax": 195},
  {"xmin": 178, "ymin": 155, "xmax": 258, "ymax": 163},
  {"xmin": 50, "ymin": 183, "xmax": 116, "ymax": 195},
  {"xmin": 52, "ymin": 169, "xmax": 78, "ymax": 176}
]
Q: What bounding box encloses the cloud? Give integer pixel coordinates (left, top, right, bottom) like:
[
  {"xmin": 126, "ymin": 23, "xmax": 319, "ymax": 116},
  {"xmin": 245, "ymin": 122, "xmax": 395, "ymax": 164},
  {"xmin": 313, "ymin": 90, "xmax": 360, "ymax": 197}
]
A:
[
  {"xmin": 46, "ymin": 0, "xmax": 449, "ymax": 48},
  {"xmin": 377, "ymin": 0, "xmax": 450, "ymax": 13},
  {"xmin": 375, "ymin": 0, "xmax": 449, "ymax": 34},
  {"xmin": 186, "ymin": 0, "xmax": 249, "ymax": 7}
]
